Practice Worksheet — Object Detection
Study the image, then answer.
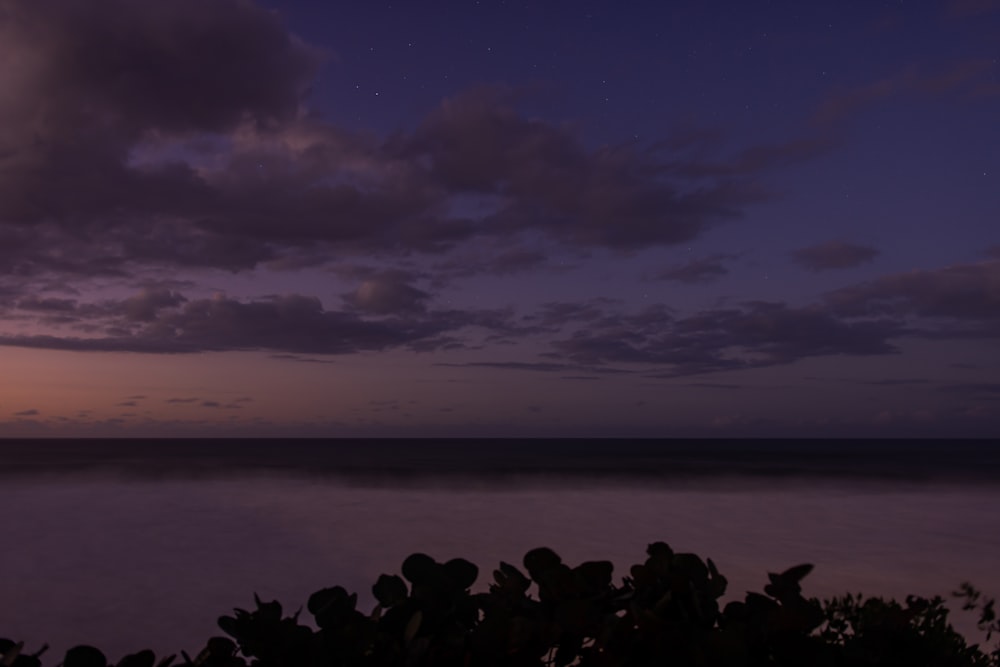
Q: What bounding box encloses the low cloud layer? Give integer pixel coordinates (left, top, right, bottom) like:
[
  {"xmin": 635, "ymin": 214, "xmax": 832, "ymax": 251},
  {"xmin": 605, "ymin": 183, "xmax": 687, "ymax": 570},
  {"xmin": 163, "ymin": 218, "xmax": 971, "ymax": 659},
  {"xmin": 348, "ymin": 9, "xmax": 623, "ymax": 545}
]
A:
[
  {"xmin": 2, "ymin": 258, "xmax": 998, "ymax": 378},
  {"xmin": 547, "ymin": 301, "xmax": 902, "ymax": 377},
  {"xmin": 0, "ymin": 281, "xmax": 531, "ymax": 356}
]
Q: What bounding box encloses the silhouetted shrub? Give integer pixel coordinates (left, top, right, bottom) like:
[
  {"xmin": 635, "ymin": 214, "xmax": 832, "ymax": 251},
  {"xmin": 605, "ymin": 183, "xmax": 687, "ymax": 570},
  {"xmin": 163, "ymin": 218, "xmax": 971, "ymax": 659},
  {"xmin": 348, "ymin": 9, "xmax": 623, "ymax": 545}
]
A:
[{"xmin": 3, "ymin": 543, "xmax": 997, "ymax": 666}]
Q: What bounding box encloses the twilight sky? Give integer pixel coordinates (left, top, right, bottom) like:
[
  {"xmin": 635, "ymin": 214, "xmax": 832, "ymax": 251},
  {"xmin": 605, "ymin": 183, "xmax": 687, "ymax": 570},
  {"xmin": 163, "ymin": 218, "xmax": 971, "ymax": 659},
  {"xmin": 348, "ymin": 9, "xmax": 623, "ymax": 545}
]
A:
[{"xmin": 0, "ymin": 0, "xmax": 998, "ymax": 437}]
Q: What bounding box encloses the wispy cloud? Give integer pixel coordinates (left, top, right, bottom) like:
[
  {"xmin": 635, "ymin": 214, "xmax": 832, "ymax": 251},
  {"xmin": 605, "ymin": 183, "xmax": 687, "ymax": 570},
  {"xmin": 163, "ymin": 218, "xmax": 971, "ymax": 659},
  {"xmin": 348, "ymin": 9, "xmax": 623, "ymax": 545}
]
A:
[
  {"xmin": 792, "ymin": 241, "xmax": 879, "ymax": 271},
  {"xmin": 653, "ymin": 254, "xmax": 738, "ymax": 284}
]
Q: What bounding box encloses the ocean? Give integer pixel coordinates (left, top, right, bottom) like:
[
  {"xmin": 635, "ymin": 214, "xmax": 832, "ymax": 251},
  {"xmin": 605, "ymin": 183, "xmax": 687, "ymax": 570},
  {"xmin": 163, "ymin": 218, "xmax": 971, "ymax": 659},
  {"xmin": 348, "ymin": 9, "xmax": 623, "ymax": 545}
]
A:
[{"xmin": 1, "ymin": 438, "xmax": 998, "ymax": 660}]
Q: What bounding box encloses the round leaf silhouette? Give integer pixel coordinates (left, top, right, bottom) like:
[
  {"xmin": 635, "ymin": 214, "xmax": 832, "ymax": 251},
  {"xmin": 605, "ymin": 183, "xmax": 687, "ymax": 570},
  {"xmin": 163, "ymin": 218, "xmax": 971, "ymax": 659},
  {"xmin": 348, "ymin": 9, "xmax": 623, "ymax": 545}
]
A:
[
  {"xmin": 402, "ymin": 553, "xmax": 438, "ymax": 584},
  {"xmin": 443, "ymin": 558, "xmax": 479, "ymax": 590},
  {"xmin": 114, "ymin": 650, "xmax": 155, "ymax": 667},
  {"xmin": 523, "ymin": 547, "xmax": 562, "ymax": 580},
  {"xmin": 63, "ymin": 646, "xmax": 107, "ymax": 667},
  {"xmin": 373, "ymin": 574, "xmax": 409, "ymax": 607}
]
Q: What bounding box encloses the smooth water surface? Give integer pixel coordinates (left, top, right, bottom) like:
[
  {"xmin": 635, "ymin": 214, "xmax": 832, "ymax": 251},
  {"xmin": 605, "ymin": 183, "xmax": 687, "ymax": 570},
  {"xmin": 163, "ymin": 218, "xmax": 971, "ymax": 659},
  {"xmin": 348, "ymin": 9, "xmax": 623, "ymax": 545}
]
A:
[{"xmin": 2, "ymin": 472, "xmax": 998, "ymax": 659}]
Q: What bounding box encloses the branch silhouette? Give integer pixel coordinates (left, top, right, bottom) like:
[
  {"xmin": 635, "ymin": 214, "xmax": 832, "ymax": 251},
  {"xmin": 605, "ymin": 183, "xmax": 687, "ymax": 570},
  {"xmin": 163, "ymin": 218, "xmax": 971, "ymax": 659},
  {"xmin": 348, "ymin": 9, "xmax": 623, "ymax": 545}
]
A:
[{"xmin": 3, "ymin": 542, "xmax": 997, "ymax": 666}]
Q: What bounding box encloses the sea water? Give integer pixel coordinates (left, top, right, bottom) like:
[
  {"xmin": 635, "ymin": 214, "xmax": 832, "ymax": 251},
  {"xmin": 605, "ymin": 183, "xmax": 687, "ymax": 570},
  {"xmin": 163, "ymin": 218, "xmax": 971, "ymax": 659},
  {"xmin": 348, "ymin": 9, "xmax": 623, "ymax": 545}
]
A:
[{"xmin": 1, "ymin": 439, "xmax": 998, "ymax": 660}]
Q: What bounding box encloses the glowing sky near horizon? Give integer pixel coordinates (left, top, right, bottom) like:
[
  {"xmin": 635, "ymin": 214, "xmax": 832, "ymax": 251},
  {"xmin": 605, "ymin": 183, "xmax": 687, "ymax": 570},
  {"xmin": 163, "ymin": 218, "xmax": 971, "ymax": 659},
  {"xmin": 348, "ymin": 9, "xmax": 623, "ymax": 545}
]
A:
[{"xmin": 0, "ymin": 0, "xmax": 998, "ymax": 437}]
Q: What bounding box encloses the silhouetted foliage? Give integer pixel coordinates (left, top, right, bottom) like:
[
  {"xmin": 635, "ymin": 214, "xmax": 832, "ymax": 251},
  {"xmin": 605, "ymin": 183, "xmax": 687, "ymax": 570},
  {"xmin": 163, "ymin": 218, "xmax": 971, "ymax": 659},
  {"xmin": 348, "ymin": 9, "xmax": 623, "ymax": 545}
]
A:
[{"xmin": 3, "ymin": 543, "xmax": 997, "ymax": 667}]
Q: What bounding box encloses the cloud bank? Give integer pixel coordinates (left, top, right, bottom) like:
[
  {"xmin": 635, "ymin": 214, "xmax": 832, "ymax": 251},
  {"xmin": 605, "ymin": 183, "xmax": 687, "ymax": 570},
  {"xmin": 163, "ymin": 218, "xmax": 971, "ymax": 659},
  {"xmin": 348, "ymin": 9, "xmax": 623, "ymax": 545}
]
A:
[{"xmin": 0, "ymin": 0, "xmax": 816, "ymax": 289}]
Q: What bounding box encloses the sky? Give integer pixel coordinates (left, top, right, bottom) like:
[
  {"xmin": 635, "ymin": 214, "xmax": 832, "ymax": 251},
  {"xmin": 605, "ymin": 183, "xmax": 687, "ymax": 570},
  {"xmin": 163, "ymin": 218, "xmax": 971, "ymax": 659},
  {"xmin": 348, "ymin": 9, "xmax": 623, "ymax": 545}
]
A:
[{"xmin": 0, "ymin": 0, "xmax": 998, "ymax": 438}]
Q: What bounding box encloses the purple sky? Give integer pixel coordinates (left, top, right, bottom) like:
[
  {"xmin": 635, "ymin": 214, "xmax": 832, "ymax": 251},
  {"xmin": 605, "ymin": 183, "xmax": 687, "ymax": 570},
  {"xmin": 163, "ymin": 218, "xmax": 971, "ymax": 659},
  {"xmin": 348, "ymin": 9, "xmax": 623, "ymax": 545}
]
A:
[{"xmin": 0, "ymin": 0, "xmax": 998, "ymax": 437}]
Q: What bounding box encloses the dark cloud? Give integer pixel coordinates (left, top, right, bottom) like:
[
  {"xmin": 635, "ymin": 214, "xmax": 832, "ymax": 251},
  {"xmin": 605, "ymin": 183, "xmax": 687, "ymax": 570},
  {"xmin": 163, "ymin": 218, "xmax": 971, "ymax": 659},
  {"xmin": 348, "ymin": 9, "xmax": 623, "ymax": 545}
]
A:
[
  {"xmin": 826, "ymin": 260, "xmax": 1000, "ymax": 327},
  {"xmin": 792, "ymin": 241, "xmax": 879, "ymax": 271},
  {"xmin": 551, "ymin": 300, "xmax": 901, "ymax": 376},
  {"xmin": 857, "ymin": 378, "xmax": 930, "ymax": 386},
  {"xmin": 937, "ymin": 383, "xmax": 1000, "ymax": 400},
  {"xmin": 436, "ymin": 361, "xmax": 575, "ymax": 372},
  {"xmin": 806, "ymin": 376, "xmax": 931, "ymax": 387},
  {"xmin": 166, "ymin": 398, "xmax": 200, "ymax": 404},
  {"xmin": 0, "ymin": 0, "xmax": 816, "ymax": 288},
  {"xmin": 270, "ymin": 354, "xmax": 337, "ymax": 364},
  {"xmin": 0, "ymin": 0, "xmax": 320, "ymax": 266},
  {"xmin": 434, "ymin": 361, "xmax": 631, "ymax": 380},
  {"xmin": 483, "ymin": 249, "xmax": 551, "ymax": 274},
  {"xmin": 6, "ymin": 253, "xmax": 997, "ymax": 382},
  {"xmin": 532, "ymin": 258, "xmax": 1000, "ymax": 377},
  {"xmin": 0, "ymin": 0, "xmax": 319, "ymax": 135},
  {"xmin": 521, "ymin": 299, "xmax": 622, "ymax": 330},
  {"xmin": 429, "ymin": 246, "xmax": 558, "ymax": 281},
  {"xmin": 653, "ymin": 253, "xmax": 737, "ymax": 283},
  {"xmin": 393, "ymin": 87, "xmax": 771, "ymax": 250},
  {"xmin": 14, "ymin": 409, "xmax": 39, "ymax": 416},
  {"xmin": 0, "ymin": 291, "xmax": 519, "ymax": 355},
  {"xmin": 120, "ymin": 289, "xmax": 187, "ymax": 322},
  {"xmin": 342, "ymin": 272, "xmax": 431, "ymax": 315},
  {"xmin": 15, "ymin": 297, "xmax": 77, "ymax": 312}
]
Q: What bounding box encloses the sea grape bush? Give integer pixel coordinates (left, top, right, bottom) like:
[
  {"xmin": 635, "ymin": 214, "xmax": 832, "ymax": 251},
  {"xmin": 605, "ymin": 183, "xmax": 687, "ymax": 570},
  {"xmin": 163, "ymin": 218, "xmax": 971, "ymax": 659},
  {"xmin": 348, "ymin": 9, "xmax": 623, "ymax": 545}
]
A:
[{"xmin": 3, "ymin": 542, "xmax": 997, "ymax": 667}]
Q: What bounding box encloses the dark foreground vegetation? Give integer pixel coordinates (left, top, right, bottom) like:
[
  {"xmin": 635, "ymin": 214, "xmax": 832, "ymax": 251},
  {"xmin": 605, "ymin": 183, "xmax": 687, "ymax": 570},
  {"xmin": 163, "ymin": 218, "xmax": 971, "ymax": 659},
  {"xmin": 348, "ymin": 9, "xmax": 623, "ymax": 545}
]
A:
[{"xmin": 3, "ymin": 543, "xmax": 998, "ymax": 667}]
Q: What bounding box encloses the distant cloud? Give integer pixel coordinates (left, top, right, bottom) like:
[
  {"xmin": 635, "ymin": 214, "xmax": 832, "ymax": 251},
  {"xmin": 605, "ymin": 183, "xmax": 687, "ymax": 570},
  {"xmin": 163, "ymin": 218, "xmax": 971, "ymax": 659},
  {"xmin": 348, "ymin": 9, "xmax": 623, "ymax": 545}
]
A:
[
  {"xmin": 436, "ymin": 361, "xmax": 575, "ymax": 372},
  {"xmin": 14, "ymin": 409, "xmax": 39, "ymax": 416},
  {"xmin": 270, "ymin": 354, "xmax": 337, "ymax": 364},
  {"xmin": 430, "ymin": 247, "xmax": 557, "ymax": 280},
  {"xmin": 521, "ymin": 299, "xmax": 622, "ymax": 330},
  {"xmin": 120, "ymin": 289, "xmax": 187, "ymax": 322},
  {"xmin": 826, "ymin": 259, "xmax": 1000, "ymax": 328},
  {"xmin": 116, "ymin": 401, "xmax": 138, "ymax": 407},
  {"xmin": 435, "ymin": 361, "xmax": 632, "ymax": 375},
  {"xmin": 937, "ymin": 383, "xmax": 1000, "ymax": 400},
  {"xmin": 16, "ymin": 297, "xmax": 77, "ymax": 312},
  {"xmin": 342, "ymin": 272, "xmax": 430, "ymax": 315},
  {"xmin": 542, "ymin": 257, "xmax": 1000, "ymax": 376},
  {"xmin": 0, "ymin": 291, "xmax": 521, "ymax": 355},
  {"xmin": 4, "ymin": 255, "xmax": 997, "ymax": 381},
  {"xmin": 815, "ymin": 59, "xmax": 995, "ymax": 125},
  {"xmin": 947, "ymin": 0, "xmax": 999, "ymax": 17},
  {"xmin": 792, "ymin": 241, "xmax": 879, "ymax": 271},
  {"xmin": 654, "ymin": 254, "xmax": 737, "ymax": 283},
  {"xmin": 165, "ymin": 399, "xmax": 246, "ymax": 409},
  {"xmin": 552, "ymin": 300, "xmax": 901, "ymax": 377},
  {"xmin": 482, "ymin": 249, "xmax": 551, "ymax": 275},
  {"xmin": 857, "ymin": 378, "xmax": 930, "ymax": 386}
]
